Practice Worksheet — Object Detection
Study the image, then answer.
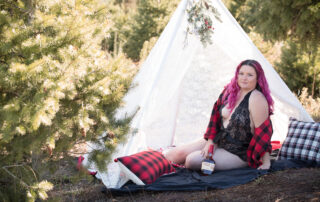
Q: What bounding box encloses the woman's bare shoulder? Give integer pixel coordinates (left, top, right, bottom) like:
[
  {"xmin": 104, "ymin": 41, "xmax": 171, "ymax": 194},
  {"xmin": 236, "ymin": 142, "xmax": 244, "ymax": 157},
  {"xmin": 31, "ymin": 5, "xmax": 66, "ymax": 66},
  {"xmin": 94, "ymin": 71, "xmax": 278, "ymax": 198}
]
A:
[
  {"xmin": 249, "ymin": 90, "xmax": 269, "ymax": 127},
  {"xmin": 250, "ymin": 90, "xmax": 268, "ymax": 104}
]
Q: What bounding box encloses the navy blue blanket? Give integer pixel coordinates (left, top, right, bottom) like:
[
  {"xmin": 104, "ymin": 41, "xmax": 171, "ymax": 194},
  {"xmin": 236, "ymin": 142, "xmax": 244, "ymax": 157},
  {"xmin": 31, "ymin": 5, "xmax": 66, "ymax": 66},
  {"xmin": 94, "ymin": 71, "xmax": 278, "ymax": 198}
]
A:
[{"xmin": 105, "ymin": 159, "xmax": 319, "ymax": 194}]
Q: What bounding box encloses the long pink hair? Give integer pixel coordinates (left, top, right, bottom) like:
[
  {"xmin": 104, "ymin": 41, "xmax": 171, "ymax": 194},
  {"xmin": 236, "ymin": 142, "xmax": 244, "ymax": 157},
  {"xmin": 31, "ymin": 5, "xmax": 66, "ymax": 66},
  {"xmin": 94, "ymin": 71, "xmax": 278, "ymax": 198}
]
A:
[{"xmin": 223, "ymin": 60, "xmax": 274, "ymax": 115}]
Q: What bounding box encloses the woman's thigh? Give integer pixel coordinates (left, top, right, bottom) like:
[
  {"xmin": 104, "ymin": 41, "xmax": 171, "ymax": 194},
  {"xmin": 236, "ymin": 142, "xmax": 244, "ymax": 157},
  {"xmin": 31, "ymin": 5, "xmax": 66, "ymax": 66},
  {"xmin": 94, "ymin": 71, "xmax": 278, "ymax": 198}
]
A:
[
  {"xmin": 213, "ymin": 148, "xmax": 248, "ymax": 170},
  {"xmin": 183, "ymin": 147, "xmax": 248, "ymax": 171},
  {"xmin": 185, "ymin": 150, "xmax": 205, "ymax": 170},
  {"xmin": 163, "ymin": 138, "xmax": 206, "ymax": 164}
]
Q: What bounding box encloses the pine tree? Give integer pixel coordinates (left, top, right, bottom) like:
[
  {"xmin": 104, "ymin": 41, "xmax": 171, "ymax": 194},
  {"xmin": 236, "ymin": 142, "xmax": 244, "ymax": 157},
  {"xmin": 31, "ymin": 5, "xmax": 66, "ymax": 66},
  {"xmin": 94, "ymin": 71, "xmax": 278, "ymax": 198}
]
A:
[
  {"xmin": 276, "ymin": 41, "xmax": 320, "ymax": 97},
  {"xmin": 238, "ymin": 0, "xmax": 320, "ymax": 47},
  {"xmin": 0, "ymin": 0, "xmax": 136, "ymax": 200},
  {"xmin": 102, "ymin": 0, "xmax": 135, "ymax": 55},
  {"xmin": 123, "ymin": 0, "xmax": 179, "ymax": 61},
  {"xmin": 222, "ymin": 0, "xmax": 249, "ymax": 32}
]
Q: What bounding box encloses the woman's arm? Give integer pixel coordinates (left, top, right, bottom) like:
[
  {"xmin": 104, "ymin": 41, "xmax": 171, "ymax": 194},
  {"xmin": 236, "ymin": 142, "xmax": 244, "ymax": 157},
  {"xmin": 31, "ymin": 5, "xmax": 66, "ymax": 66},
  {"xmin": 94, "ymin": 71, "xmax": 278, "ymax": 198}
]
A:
[
  {"xmin": 202, "ymin": 89, "xmax": 227, "ymax": 158},
  {"xmin": 201, "ymin": 139, "xmax": 214, "ymax": 158},
  {"xmin": 249, "ymin": 90, "xmax": 269, "ymax": 127},
  {"xmin": 249, "ymin": 90, "xmax": 271, "ymax": 169},
  {"xmin": 203, "ymin": 90, "xmax": 226, "ymax": 141},
  {"xmin": 257, "ymin": 152, "xmax": 271, "ymax": 170}
]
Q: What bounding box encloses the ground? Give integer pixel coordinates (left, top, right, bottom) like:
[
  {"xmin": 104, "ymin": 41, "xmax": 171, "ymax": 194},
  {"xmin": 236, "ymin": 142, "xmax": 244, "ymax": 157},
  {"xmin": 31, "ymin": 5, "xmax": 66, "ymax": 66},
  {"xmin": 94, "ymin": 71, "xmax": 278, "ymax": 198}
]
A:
[{"xmin": 48, "ymin": 154, "xmax": 320, "ymax": 202}]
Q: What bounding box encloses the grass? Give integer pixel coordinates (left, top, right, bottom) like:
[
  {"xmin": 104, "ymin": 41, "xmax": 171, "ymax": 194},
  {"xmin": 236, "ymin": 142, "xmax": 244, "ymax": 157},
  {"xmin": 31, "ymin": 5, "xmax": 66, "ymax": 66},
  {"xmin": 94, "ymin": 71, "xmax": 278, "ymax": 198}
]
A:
[{"xmin": 299, "ymin": 88, "xmax": 320, "ymax": 121}]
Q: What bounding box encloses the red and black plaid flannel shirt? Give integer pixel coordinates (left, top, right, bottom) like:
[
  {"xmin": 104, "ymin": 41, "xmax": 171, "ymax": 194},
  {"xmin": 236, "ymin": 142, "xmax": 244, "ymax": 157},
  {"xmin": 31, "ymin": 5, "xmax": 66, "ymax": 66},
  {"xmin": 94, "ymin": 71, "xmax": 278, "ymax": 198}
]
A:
[
  {"xmin": 203, "ymin": 89, "xmax": 227, "ymax": 141},
  {"xmin": 204, "ymin": 89, "xmax": 273, "ymax": 168}
]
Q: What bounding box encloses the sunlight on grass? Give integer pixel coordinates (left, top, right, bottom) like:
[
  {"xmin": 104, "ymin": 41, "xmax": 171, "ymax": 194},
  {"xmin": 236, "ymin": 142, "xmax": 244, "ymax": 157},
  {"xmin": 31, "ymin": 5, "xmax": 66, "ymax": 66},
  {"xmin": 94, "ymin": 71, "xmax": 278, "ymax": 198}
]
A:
[{"xmin": 299, "ymin": 88, "xmax": 320, "ymax": 122}]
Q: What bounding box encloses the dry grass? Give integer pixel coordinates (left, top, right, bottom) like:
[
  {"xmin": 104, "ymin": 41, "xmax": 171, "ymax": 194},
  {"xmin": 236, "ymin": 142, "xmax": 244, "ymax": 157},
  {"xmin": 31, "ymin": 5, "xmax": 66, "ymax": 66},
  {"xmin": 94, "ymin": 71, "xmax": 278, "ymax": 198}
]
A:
[{"xmin": 299, "ymin": 88, "xmax": 320, "ymax": 121}]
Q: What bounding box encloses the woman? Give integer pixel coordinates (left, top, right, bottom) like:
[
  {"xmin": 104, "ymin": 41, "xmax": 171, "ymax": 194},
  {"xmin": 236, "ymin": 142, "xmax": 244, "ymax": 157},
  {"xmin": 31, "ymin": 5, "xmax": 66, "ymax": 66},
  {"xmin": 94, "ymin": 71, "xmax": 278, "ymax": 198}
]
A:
[{"xmin": 164, "ymin": 59, "xmax": 274, "ymax": 170}]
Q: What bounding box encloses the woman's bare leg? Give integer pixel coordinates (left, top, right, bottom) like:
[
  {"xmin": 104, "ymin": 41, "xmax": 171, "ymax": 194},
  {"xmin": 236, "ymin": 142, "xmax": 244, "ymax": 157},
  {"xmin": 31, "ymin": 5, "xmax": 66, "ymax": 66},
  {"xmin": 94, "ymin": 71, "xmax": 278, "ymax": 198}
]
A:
[
  {"xmin": 163, "ymin": 138, "xmax": 206, "ymax": 165},
  {"xmin": 213, "ymin": 148, "xmax": 247, "ymax": 170},
  {"xmin": 184, "ymin": 150, "xmax": 205, "ymax": 170},
  {"xmin": 183, "ymin": 146, "xmax": 248, "ymax": 170}
]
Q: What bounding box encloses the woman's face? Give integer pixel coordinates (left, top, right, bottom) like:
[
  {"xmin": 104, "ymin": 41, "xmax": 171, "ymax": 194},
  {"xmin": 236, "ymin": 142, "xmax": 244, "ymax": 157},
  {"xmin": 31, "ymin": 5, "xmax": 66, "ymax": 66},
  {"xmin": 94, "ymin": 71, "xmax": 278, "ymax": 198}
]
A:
[{"xmin": 237, "ymin": 65, "xmax": 257, "ymax": 91}]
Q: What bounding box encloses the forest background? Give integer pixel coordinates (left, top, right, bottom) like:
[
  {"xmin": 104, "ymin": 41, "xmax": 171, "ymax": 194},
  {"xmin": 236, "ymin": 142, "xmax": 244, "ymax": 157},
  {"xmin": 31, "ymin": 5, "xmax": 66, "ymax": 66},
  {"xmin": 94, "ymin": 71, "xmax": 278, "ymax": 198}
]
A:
[{"xmin": 0, "ymin": 0, "xmax": 319, "ymax": 201}]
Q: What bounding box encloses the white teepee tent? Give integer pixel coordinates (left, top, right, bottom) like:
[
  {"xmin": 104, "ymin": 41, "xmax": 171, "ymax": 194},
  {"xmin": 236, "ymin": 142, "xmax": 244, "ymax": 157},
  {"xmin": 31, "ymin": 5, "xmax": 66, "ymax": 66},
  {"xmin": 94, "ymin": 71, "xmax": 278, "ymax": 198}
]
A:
[{"xmin": 84, "ymin": 0, "xmax": 313, "ymax": 188}]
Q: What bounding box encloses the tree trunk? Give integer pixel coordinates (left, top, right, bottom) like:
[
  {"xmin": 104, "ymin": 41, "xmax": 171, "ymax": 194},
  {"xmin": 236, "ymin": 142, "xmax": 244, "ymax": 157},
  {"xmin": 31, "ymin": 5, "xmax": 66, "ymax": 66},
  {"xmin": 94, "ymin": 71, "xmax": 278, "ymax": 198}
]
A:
[
  {"xmin": 312, "ymin": 69, "xmax": 315, "ymax": 98},
  {"xmin": 25, "ymin": 0, "xmax": 36, "ymax": 25}
]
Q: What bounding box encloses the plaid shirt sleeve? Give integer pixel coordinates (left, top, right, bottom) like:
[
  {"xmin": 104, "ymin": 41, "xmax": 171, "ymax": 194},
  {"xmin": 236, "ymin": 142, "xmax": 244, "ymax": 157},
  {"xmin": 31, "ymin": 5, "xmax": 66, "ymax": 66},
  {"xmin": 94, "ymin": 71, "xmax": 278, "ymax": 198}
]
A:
[
  {"xmin": 203, "ymin": 89, "xmax": 226, "ymax": 140},
  {"xmin": 247, "ymin": 117, "xmax": 273, "ymax": 168}
]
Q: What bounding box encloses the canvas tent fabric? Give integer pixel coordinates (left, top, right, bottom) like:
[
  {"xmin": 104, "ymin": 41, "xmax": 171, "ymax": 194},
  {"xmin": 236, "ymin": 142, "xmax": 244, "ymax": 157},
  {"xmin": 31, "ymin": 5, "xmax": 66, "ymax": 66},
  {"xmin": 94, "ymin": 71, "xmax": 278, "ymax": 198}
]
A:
[{"xmin": 83, "ymin": 0, "xmax": 313, "ymax": 188}]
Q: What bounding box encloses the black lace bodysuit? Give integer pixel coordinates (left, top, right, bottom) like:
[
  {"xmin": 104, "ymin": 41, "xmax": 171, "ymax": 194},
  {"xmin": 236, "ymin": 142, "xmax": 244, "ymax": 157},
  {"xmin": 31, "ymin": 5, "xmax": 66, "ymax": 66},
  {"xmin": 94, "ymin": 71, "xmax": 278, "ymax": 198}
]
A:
[{"xmin": 213, "ymin": 91, "xmax": 253, "ymax": 161}]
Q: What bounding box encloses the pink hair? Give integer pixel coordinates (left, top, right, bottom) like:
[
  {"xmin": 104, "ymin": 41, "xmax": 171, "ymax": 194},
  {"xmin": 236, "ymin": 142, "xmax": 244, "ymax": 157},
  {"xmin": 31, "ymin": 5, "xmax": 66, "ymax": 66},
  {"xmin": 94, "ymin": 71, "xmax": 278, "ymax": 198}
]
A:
[{"xmin": 223, "ymin": 60, "xmax": 274, "ymax": 114}]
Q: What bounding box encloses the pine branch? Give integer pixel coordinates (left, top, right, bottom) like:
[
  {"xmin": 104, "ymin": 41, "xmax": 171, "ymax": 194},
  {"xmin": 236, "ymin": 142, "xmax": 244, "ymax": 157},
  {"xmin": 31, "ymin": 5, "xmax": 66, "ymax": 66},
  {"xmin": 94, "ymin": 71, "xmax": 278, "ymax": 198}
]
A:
[
  {"xmin": 290, "ymin": 10, "xmax": 302, "ymax": 36},
  {"xmin": 2, "ymin": 165, "xmax": 29, "ymax": 188},
  {"xmin": 0, "ymin": 2, "xmax": 29, "ymax": 17},
  {"xmin": 0, "ymin": 87, "xmax": 19, "ymax": 97},
  {"xmin": 0, "ymin": 59, "xmax": 8, "ymax": 65}
]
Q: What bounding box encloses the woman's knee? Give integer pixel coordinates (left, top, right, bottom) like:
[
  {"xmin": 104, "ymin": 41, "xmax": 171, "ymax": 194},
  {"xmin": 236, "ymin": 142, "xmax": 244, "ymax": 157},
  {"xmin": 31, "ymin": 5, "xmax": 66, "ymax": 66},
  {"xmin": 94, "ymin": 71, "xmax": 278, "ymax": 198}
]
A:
[
  {"xmin": 164, "ymin": 148, "xmax": 189, "ymax": 164},
  {"xmin": 185, "ymin": 151, "xmax": 203, "ymax": 170},
  {"xmin": 164, "ymin": 139, "xmax": 206, "ymax": 165}
]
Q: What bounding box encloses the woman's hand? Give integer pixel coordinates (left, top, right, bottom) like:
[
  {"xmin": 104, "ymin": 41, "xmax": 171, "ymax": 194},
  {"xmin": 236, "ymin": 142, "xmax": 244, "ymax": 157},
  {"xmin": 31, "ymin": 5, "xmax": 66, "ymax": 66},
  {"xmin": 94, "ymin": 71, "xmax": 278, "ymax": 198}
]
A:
[
  {"xmin": 257, "ymin": 161, "xmax": 271, "ymax": 170},
  {"xmin": 257, "ymin": 152, "xmax": 271, "ymax": 170},
  {"xmin": 201, "ymin": 139, "xmax": 214, "ymax": 158}
]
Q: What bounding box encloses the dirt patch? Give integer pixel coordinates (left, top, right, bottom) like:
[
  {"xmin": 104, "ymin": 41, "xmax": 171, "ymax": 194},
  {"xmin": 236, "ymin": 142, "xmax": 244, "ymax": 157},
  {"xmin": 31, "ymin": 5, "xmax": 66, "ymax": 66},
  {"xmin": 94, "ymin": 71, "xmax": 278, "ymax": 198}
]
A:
[{"xmin": 48, "ymin": 159, "xmax": 320, "ymax": 202}]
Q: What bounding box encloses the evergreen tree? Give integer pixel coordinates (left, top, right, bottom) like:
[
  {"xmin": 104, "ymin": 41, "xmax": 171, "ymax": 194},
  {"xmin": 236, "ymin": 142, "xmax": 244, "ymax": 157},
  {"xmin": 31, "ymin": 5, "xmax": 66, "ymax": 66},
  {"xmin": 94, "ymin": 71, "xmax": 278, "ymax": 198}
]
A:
[
  {"xmin": 123, "ymin": 0, "xmax": 179, "ymax": 61},
  {"xmin": 276, "ymin": 41, "xmax": 320, "ymax": 97},
  {"xmin": 139, "ymin": 36, "xmax": 158, "ymax": 62},
  {"xmin": 222, "ymin": 0, "xmax": 249, "ymax": 32},
  {"xmin": 0, "ymin": 0, "xmax": 136, "ymax": 200},
  {"xmin": 238, "ymin": 0, "xmax": 320, "ymax": 47},
  {"xmin": 102, "ymin": 0, "xmax": 135, "ymax": 55}
]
